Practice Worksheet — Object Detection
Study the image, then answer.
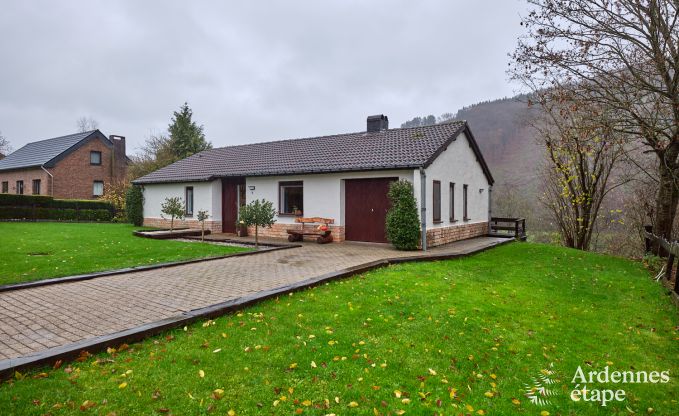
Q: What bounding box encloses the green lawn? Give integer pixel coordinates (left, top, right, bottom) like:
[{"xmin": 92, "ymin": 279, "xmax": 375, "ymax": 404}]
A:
[
  {"xmin": 1, "ymin": 243, "xmax": 677, "ymax": 415},
  {"xmin": 0, "ymin": 222, "xmax": 250, "ymax": 286}
]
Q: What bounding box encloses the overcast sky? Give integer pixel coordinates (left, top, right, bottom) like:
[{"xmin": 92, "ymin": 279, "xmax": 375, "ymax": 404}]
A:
[{"xmin": 0, "ymin": 1, "xmax": 528, "ymax": 154}]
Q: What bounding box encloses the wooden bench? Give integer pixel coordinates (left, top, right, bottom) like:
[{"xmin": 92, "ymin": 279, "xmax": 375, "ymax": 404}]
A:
[{"xmin": 287, "ymin": 217, "xmax": 334, "ymax": 244}]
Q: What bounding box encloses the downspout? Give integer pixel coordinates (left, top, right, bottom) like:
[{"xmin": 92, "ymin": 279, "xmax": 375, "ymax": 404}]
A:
[
  {"xmin": 488, "ymin": 184, "xmax": 493, "ymax": 234},
  {"xmin": 419, "ymin": 167, "xmax": 427, "ymax": 251},
  {"xmin": 40, "ymin": 165, "xmax": 54, "ymax": 196}
]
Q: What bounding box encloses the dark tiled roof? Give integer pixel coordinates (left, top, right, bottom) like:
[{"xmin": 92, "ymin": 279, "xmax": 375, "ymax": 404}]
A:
[
  {"xmin": 134, "ymin": 121, "xmax": 494, "ymax": 184},
  {"xmin": 0, "ymin": 131, "xmax": 98, "ymax": 171}
]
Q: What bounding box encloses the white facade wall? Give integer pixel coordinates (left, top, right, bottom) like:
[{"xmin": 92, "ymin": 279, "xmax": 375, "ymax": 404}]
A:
[
  {"xmin": 416, "ymin": 132, "xmax": 491, "ymax": 229},
  {"xmin": 246, "ymin": 170, "xmax": 413, "ymax": 226},
  {"xmin": 142, "ymin": 181, "xmax": 222, "ymax": 221},
  {"xmin": 140, "ymin": 132, "xmax": 491, "ymax": 236}
]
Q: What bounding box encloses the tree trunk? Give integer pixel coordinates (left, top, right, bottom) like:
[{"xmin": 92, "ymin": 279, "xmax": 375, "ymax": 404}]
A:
[
  {"xmin": 170, "ymin": 216, "xmax": 174, "ymax": 232},
  {"xmin": 255, "ymin": 225, "xmax": 259, "ymax": 249},
  {"xmin": 653, "ymin": 152, "xmax": 679, "ymax": 255},
  {"xmin": 201, "ymin": 222, "xmax": 205, "ymax": 241}
]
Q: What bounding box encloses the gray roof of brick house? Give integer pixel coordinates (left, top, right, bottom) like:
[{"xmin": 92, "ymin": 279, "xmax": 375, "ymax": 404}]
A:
[
  {"xmin": 0, "ymin": 130, "xmax": 109, "ymax": 172},
  {"xmin": 133, "ymin": 121, "xmax": 494, "ymax": 185}
]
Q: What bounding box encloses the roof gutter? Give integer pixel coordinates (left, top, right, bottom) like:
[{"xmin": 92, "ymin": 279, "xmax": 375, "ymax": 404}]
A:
[{"xmin": 40, "ymin": 166, "xmax": 54, "ymax": 197}]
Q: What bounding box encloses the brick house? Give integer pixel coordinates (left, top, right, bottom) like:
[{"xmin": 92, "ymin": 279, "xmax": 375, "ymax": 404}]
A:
[
  {"xmin": 0, "ymin": 130, "xmax": 127, "ymax": 199},
  {"xmin": 134, "ymin": 115, "xmax": 495, "ymax": 249}
]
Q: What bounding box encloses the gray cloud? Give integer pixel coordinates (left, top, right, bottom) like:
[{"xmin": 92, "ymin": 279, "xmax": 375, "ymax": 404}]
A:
[{"xmin": 0, "ymin": 0, "xmax": 528, "ymax": 153}]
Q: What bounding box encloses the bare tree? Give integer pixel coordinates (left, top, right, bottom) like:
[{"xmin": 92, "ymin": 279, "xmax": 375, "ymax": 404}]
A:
[
  {"xmin": 511, "ymin": 0, "xmax": 679, "ymax": 245},
  {"xmin": 533, "ymin": 90, "xmax": 628, "ymax": 250},
  {"xmin": 127, "ymin": 133, "xmax": 176, "ymax": 179},
  {"xmin": 76, "ymin": 116, "xmax": 99, "ymax": 133},
  {"xmin": 0, "ymin": 131, "xmax": 11, "ymax": 156}
]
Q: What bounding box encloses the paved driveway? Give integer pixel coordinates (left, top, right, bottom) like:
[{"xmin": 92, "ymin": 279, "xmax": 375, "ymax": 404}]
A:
[{"xmin": 0, "ymin": 237, "xmax": 506, "ymax": 363}]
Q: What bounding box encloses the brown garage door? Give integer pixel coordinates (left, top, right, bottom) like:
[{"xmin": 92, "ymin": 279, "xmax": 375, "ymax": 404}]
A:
[{"xmin": 345, "ymin": 177, "xmax": 397, "ymax": 243}]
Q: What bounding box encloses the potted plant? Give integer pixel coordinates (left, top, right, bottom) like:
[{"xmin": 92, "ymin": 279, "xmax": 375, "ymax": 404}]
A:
[
  {"xmin": 235, "ymin": 220, "xmax": 248, "ymax": 237},
  {"xmin": 292, "ymin": 205, "xmax": 303, "ymax": 216}
]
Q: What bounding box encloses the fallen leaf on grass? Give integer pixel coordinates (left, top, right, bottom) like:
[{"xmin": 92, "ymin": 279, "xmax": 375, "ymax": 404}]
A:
[{"xmin": 80, "ymin": 400, "xmax": 96, "ymax": 411}]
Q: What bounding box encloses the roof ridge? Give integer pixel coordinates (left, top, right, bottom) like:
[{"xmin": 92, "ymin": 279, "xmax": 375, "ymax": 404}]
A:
[
  {"xmin": 17, "ymin": 130, "xmax": 95, "ymax": 147},
  {"xmin": 207, "ymin": 120, "xmax": 466, "ymax": 152}
]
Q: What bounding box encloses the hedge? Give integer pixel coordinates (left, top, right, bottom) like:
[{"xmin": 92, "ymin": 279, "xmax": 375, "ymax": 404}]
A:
[
  {"xmin": 0, "ymin": 207, "xmax": 112, "ymax": 222},
  {"xmin": 0, "ymin": 194, "xmax": 114, "ymax": 221},
  {"xmin": 0, "ymin": 194, "xmax": 113, "ymax": 210}
]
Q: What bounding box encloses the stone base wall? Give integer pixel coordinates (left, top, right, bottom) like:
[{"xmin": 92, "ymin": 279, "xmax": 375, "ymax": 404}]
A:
[
  {"xmin": 249, "ymin": 223, "xmax": 346, "ymax": 242},
  {"xmin": 143, "ymin": 218, "xmax": 223, "ymax": 233},
  {"xmin": 426, "ymin": 221, "xmax": 488, "ymax": 248}
]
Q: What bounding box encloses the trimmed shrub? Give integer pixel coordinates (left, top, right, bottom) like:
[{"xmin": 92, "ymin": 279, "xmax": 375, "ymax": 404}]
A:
[
  {"xmin": 0, "ymin": 193, "xmax": 114, "ymax": 221},
  {"xmin": 126, "ymin": 185, "xmax": 144, "ymax": 226},
  {"xmin": 0, "ymin": 194, "xmax": 53, "ymax": 207},
  {"xmin": 385, "ymin": 180, "xmax": 421, "ymax": 250},
  {"xmin": 0, "ymin": 193, "xmax": 114, "ymax": 210},
  {"xmin": 0, "ymin": 207, "xmax": 32, "ymax": 220}
]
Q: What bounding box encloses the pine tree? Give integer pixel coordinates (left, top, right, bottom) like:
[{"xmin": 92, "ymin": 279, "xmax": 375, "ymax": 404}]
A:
[{"xmin": 167, "ymin": 102, "xmax": 212, "ymax": 160}]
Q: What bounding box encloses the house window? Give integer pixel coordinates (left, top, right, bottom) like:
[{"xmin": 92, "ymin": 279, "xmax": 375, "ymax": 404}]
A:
[
  {"xmin": 93, "ymin": 181, "xmax": 104, "ymax": 196},
  {"xmin": 433, "ymin": 180, "xmax": 441, "ymax": 223},
  {"xmin": 1, "ymin": 181, "xmax": 7, "ymax": 193},
  {"xmin": 185, "ymin": 186, "xmax": 194, "ymax": 216},
  {"xmin": 463, "ymin": 184, "xmax": 469, "ymax": 221},
  {"xmin": 16, "ymin": 180, "xmax": 23, "ymax": 195},
  {"xmin": 279, "ymin": 181, "xmax": 303, "ymax": 215},
  {"xmin": 449, "ymin": 182, "xmax": 455, "ymax": 222},
  {"xmin": 32, "ymin": 179, "xmax": 41, "ymax": 195},
  {"xmin": 90, "ymin": 151, "xmax": 102, "ymax": 165}
]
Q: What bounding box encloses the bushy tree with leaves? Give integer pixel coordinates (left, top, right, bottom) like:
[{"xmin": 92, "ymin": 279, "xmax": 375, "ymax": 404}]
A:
[
  {"xmin": 99, "ymin": 181, "xmax": 129, "ymax": 222},
  {"xmin": 168, "ymin": 102, "xmax": 212, "ymax": 160},
  {"xmin": 238, "ymin": 199, "xmax": 276, "ymax": 248},
  {"xmin": 160, "ymin": 197, "xmax": 185, "ymax": 232},
  {"xmin": 386, "ymin": 180, "xmax": 421, "ymax": 250}
]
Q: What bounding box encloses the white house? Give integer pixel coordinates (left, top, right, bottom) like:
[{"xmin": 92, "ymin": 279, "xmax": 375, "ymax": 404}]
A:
[{"xmin": 133, "ymin": 115, "xmax": 494, "ymax": 248}]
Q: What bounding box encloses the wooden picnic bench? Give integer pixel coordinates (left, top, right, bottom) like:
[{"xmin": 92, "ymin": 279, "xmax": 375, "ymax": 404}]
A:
[{"xmin": 287, "ymin": 217, "xmax": 334, "ymax": 244}]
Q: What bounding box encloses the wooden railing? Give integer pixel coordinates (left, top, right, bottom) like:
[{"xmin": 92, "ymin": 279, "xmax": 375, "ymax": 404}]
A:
[
  {"xmin": 490, "ymin": 217, "xmax": 527, "ymax": 240},
  {"xmin": 644, "ymin": 229, "xmax": 679, "ymax": 295}
]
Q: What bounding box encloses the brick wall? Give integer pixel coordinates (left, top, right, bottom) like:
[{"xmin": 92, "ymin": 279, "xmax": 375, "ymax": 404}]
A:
[
  {"xmin": 0, "ymin": 168, "xmax": 51, "ymax": 196},
  {"xmin": 143, "ymin": 217, "xmax": 223, "ymax": 233},
  {"xmin": 249, "ymin": 223, "xmax": 346, "ymax": 242},
  {"xmin": 426, "ymin": 221, "xmax": 488, "ymax": 248},
  {"xmin": 0, "ymin": 136, "xmax": 127, "ymax": 200}
]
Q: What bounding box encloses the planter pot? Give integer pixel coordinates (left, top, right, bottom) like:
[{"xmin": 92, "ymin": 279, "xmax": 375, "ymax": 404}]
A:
[{"xmin": 236, "ymin": 227, "xmax": 248, "ymax": 237}]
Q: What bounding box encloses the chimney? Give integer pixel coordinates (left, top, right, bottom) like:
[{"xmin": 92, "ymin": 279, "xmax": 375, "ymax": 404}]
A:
[
  {"xmin": 367, "ymin": 114, "xmax": 388, "ymax": 132},
  {"xmin": 109, "ymin": 135, "xmax": 127, "ymax": 181}
]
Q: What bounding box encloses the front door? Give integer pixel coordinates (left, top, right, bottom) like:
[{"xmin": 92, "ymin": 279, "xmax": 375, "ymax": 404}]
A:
[
  {"xmin": 344, "ymin": 177, "xmax": 397, "ymax": 243},
  {"xmin": 222, "ymin": 178, "xmax": 245, "ymax": 233}
]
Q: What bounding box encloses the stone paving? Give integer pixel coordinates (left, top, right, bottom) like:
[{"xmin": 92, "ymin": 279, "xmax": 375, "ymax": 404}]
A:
[{"xmin": 0, "ymin": 236, "xmax": 507, "ymax": 362}]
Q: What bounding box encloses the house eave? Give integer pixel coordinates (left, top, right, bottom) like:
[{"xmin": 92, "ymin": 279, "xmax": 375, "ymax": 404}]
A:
[{"xmin": 133, "ymin": 165, "xmax": 422, "ymax": 185}]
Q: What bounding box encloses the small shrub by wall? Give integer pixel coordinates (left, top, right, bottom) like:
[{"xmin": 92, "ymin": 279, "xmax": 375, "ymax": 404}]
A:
[
  {"xmin": 386, "ymin": 180, "xmax": 421, "ymax": 250},
  {"xmin": 126, "ymin": 185, "xmax": 144, "ymax": 226}
]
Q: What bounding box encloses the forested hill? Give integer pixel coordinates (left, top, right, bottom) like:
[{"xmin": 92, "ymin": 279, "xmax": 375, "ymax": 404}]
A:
[{"xmin": 401, "ymin": 95, "xmax": 542, "ymax": 188}]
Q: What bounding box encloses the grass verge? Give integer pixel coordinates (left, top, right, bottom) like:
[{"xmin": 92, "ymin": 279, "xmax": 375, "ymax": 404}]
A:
[
  {"xmin": 0, "ymin": 222, "xmax": 250, "ymax": 285},
  {"xmin": 1, "ymin": 243, "xmax": 677, "ymax": 415}
]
